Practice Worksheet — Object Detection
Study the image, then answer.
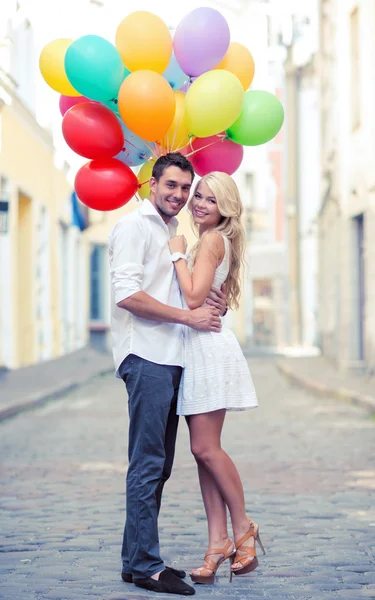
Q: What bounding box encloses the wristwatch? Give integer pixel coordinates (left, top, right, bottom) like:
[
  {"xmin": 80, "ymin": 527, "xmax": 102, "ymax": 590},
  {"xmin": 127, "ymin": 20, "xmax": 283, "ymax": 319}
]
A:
[{"xmin": 171, "ymin": 252, "xmax": 187, "ymax": 263}]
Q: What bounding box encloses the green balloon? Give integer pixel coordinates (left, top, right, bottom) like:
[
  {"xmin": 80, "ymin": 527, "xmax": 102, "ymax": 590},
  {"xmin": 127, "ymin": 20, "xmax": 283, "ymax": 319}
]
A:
[
  {"xmin": 227, "ymin": 90, "xmax": 284, "ymax": 146},
  {"xmin": 65, "ymin": 35, "xmax": 124, "ymax": 103}
]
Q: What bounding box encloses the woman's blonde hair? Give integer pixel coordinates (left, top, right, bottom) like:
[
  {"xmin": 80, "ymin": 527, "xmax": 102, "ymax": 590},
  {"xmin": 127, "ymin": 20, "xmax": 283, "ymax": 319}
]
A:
[{"xmin": 188, "ymin": 171, "xmax": 246, "ymax": 310}]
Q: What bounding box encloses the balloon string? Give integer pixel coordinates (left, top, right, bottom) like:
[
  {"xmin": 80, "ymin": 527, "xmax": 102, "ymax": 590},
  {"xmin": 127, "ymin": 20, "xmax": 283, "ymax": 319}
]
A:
[
  {"xmin": 138, "ymin": 178, "xmax": 150, "ymax": 189},
  {"xmin": 143, "ymin": 141, "xmax": 159, "ymax": 159},
  {"xmin": 124, "ymin": 137, "xmax": 144, "ymax": 152},
  {"xmin": 170, "ymin": 111, "xmax": 183, "ymax": 152},
  {"xmin": 184, "ymin": 139, "xmax": 222, "ymax": 158},
  {"xmin": 174, "ymin": 133, "xmax": 193, "ymax": 153},
  {"xmin": 174, "ymin": 139, "xmax": 187, "ymax": 152},
  {"xmin": 123, "ymin": 137, "xmax": 157, "ymax": 163}
]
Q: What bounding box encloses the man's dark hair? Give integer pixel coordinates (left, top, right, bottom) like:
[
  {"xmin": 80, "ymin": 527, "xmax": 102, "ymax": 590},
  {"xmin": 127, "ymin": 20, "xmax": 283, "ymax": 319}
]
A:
[{"xmin": 152, "ymin": 152, "xmax": 195, "ymax": 183}]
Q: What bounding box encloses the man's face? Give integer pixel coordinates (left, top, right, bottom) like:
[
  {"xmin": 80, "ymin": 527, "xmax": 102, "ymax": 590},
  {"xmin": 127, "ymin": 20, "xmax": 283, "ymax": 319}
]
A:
[{"xmin": 149, "ymin": 166, "xmax": 193, "ymax": 222}]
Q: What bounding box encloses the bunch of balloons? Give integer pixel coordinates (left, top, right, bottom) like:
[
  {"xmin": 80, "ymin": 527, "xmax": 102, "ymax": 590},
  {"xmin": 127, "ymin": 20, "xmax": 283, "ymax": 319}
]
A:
[{"xmin": 39, "ymin": 8, "xmax": 284, "ymax": 211}]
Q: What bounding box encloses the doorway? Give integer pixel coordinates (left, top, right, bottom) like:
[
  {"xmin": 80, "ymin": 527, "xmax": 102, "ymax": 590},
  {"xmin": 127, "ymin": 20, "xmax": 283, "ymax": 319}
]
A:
[
  {"xmin": 352, "ymin": 214, "xmax": 365, "ymax": 361},
  {"xmin": 17, "ymin": 191, "xmax": 34, "ymax": 366}
]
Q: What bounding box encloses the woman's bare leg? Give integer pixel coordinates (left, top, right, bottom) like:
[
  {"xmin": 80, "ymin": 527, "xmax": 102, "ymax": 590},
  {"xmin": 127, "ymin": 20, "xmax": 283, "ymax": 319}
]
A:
[{"xmin": 187, "ymin": 409, "xmax": 255, "ymax": 570}]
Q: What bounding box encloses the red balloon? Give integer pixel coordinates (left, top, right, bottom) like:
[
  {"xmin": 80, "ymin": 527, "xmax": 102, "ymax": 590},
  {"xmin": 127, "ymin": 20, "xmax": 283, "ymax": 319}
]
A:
[
  {"xmin": 75, "ymin": 159, "xmax": 138, "ymax": 211},
  {"xmin": 59, "ymin": 94, "xmax": 95, "ymax": 116},
  {"xmin": 62, "ymin": 103, "xmax": 124, "ymax": 160},
  {"xmin": 189, "ymin": 134, "xmax": 244, "ymax": 176}
]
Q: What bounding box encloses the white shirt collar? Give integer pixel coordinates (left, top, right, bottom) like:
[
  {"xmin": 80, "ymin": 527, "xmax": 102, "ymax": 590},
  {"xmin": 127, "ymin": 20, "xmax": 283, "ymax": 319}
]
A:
[{"xmin": 140, "ymin": 199, "xmax": 179, "ymax": 228}]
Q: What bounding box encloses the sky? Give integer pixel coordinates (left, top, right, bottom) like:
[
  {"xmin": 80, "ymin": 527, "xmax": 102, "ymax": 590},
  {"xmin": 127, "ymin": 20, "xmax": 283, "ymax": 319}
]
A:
[
  {"xmin": 27, "ymin": 0, "xmax": 276, "ymax": 172},
  {"xmin": 1, "ymin": 0, "xmax": 318, "ymax": 175}
]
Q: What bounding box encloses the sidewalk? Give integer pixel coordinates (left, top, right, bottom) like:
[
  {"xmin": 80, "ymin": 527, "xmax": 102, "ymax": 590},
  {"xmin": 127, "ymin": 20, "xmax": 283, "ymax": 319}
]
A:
[
  {"xmin": 277, "ymin": 355, "xmax": 375, "ymax": 413},
  {"xmin": 0, "ymin": 347, "xmax": 114, "ymax": 421}
]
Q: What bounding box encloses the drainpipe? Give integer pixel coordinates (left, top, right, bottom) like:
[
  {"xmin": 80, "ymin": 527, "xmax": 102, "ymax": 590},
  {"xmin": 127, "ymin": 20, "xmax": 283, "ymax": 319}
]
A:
[{"xmin": 285, "ymin": 47, "xmax": 303, "ymax": 345}]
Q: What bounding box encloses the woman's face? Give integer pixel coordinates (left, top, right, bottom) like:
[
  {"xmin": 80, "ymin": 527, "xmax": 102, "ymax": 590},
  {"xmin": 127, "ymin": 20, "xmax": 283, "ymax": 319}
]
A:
[{"xmin": 191, "ymin": 181, "xmax": 221, "ymax": 231}]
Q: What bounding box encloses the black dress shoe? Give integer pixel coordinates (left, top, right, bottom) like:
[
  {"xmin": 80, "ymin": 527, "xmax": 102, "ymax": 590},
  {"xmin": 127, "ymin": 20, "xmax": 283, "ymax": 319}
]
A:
[
  {"xmin": 133, "ymin": 569, "xmax": 195, "ymax": 595},
  {"xmin": 122, "ymin": 565, "xmax": 186, "ymax": 583}
]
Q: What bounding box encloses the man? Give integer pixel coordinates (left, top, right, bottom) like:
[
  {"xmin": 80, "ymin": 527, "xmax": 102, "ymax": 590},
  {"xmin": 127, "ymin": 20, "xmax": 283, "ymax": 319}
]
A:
[{"xmin": 109, "ymin": 152, "xmax": 227, "ymax": 596}]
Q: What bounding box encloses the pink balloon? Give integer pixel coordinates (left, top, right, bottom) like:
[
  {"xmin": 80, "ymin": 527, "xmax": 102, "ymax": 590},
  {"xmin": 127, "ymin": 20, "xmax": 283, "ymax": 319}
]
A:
[
  {"xmin": 189, "ymin": 134, "xmax": 244, "ymax": 176},
  {"xmin": 59, "ymin": 95, "xmax": 95, "ymax": 116}
]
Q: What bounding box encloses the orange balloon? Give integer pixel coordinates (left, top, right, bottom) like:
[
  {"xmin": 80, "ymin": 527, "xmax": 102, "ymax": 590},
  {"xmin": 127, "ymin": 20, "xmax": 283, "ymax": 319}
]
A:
[
  {"xmin": 118, "ymin": 70, "xmax": 176, "ymax": 142},
  {"xmin": 116, "ymin": 11, "xmax": 172, "ymax": 74},
  {"xmin": 160, "ymin": 91, "xmax": 192, "ymax": 153},
  {"xmin": 215, "ymin": 42, "xmax": 255, "ymax": 91}
]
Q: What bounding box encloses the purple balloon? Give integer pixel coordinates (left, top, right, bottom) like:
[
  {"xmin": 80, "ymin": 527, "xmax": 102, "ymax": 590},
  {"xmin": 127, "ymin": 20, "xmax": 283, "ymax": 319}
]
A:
[{"xmin": 173, "ymin": 8, "xmax": 230, "ymax": 77}]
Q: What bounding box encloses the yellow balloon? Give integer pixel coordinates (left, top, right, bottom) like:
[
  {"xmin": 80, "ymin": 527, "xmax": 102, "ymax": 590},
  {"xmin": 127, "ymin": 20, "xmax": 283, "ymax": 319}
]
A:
[
  {"xmin": 116, "ymin": 11, "xmax": 172, "ymax": 74},
  {"xmin": 138, "ymin": 159, "xmax": 156, "ymax": 200},
  {"xmin": 160, "ymin": 91, "xmax": 192, "ymax": 153},
  {"xmin": 215, "ymin": 42, "xmax": 255, "ymax": 91},
  {"xmin": 39, "ymin": 39, "xmax": 80, "ymax": 96},
  {"xmin": 185, "ymin": 70, "xmax": 244, "ymax": 138}
]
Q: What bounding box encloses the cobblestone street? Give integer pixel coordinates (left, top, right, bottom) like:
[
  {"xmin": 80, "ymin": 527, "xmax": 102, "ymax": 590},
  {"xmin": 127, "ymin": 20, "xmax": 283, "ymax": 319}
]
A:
[{"xmin": 1, "ymin": 358, "xmax": 375, "ymax": 600}]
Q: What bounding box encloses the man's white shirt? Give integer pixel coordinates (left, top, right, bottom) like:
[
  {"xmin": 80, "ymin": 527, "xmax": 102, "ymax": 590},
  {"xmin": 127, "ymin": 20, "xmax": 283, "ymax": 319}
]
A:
[{"xmin": 108, "ymin": 199, "xmax": 185, "ymax": 376}]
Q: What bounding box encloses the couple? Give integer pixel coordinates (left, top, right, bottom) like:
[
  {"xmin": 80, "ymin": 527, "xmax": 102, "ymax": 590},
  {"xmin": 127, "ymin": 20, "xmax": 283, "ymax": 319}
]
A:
[{"xmin": 109, "ymin": 152, "xmax": 263, "ymax": 596}]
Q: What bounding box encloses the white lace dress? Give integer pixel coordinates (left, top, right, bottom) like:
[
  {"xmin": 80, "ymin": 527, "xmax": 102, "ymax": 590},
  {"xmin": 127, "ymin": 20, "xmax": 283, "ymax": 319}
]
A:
[{"xmin": 177, "ymin": 235, "xmax": 259, "ymax": 416}]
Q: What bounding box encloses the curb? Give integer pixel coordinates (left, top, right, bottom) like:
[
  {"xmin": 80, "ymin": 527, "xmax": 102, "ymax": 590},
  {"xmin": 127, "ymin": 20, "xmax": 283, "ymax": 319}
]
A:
[
  {"xmin": 276, "ymin": 361, "xmax": 375, "ymax": 414},
  {"xmin": 0, "ymin": 366, "xmax": 114, "ymax": 423}
]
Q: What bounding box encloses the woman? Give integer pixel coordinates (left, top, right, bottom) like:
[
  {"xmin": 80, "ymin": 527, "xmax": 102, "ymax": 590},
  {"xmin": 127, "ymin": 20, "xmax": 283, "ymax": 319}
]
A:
[{"xmin": 168, "ymin": 172, "xmax": 265, "ymax": 585}]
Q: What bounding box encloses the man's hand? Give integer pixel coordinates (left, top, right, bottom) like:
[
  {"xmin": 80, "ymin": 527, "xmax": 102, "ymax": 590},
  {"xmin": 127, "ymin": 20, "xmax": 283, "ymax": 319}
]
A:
[
  {"xmin": 206, "ymin": 284, "xmax": 228, "ymax": 317},
  {"xmin": 187, "ymin": 306, "xmax": 222, "ymax": 332}
]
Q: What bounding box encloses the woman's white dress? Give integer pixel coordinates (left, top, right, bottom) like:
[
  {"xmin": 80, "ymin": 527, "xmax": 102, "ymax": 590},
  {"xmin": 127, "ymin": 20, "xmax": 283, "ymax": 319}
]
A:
[{"xmin": 177, "ymin": 234, "xmax": 259, "ymax": 416}]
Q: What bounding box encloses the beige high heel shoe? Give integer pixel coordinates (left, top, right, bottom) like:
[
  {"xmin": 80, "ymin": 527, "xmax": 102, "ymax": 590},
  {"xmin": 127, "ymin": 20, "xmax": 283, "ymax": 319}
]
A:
[
  {"xmin": 190, "ymin": 539, "xmax": 236, "ymax": 584},
  {"xmin": 232, "ymin": 519, "xmax": 265, "ymax": 576}
]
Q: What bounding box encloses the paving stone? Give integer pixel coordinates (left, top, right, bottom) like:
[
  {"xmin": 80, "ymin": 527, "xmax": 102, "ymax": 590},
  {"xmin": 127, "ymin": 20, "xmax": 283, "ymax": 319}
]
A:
[{"xmin": 1, "ymin": 360, "xmax": 374, "ymax": 598}]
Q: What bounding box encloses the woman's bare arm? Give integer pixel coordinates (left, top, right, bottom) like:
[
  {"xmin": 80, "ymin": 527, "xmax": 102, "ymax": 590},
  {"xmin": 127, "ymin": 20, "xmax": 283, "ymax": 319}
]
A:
[{"xmin": 172, "ymin": 232, "xmax": 224, "ymax": 310}]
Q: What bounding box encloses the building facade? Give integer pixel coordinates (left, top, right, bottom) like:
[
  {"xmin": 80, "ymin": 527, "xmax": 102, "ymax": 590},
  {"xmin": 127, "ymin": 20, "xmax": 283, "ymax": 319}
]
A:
[
  {"xmin": 0, "ymin": 5, "xmax": 89, "ymax": 369},
  {"xmin": 318, "ymin": 0, "xmax": 375, "ymax": 376},
  {"xmin": 282, "ymin": 4, "xmax": 321, "ymax": 350},
  {"xmin": 223, "ymin": 1, "xmax": 290, "ymax": 349}
]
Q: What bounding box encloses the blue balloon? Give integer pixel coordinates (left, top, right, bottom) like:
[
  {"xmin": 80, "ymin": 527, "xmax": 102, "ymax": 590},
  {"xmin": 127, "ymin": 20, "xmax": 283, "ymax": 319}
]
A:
[
  {"xmin": 162, "ymin": 52, "xmax": 188, "ymax": 90},
  {"xmin": 115, "ymin": 121, "xmax": 153, "ymax": 167},
  {"xmin": 65, "ymin": 35, "xmax": 124, "ymax": 103}
]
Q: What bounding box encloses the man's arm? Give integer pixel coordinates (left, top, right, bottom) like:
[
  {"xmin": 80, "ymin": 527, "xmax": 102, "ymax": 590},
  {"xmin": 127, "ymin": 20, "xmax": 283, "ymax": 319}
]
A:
[
  {"xmin": 118, "ymin": 292, "xmax": 222, "ymax": 332},
  {"xmin": 110, "ymin": 219, "xmax": 221, "ymax": 332}
]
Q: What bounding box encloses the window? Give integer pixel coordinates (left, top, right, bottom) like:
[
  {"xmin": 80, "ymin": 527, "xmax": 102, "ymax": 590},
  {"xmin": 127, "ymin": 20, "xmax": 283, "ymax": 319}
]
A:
[
  {"xmin": 0, "ymin": 175, "xmax": 10, "ymax": 200},
  {"xmin": 350, "ymin": 7, "xmax": 360, "ymax": 130},
  {"xmin": 245, "ymin": 172, "xmax": 255, "ymax": 208},
  {"xmin": 252, "ymin": 279, "xmax": 275, "ymax": 346},
  {"xmin": 0, "ymin": 175, "xmax": 10, "ymax": 233},
  {"xmin": 11, "ymin": 18, "xmax": 36, "ymax": 112},
  {"xmin": 90, "ymin": 244, "xmax": 107, "ymax": 321}
]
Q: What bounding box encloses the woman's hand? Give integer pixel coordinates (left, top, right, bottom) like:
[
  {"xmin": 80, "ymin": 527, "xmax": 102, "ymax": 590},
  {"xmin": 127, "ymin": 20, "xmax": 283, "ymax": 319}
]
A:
[{"xmin": 169, "ymin": 235, "xmax": 187, "ymax": 254}]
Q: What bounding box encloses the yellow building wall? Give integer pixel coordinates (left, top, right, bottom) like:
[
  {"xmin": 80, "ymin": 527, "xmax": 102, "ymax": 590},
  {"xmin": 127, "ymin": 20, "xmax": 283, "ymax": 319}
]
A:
[{"xmin": 0, "ymin": 98, "xmax": 74, "ymax": 367}]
